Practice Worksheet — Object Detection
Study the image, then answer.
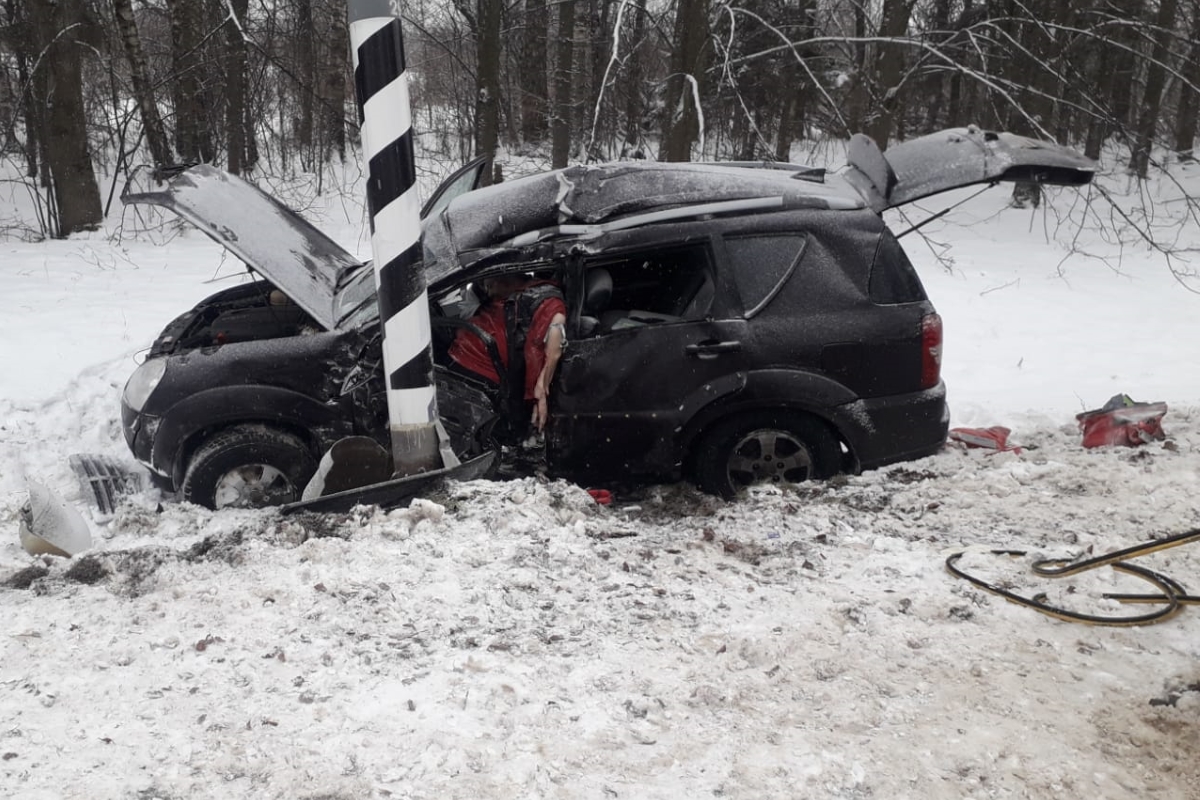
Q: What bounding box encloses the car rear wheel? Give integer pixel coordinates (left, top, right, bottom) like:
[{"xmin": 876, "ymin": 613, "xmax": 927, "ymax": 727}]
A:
[
  {"xmin": 692, "ymin": 411, "xmax": 840, "ymax": 499},
  {"xmin": 182, "ymin": 425, "xmax": 317, "ymax": 510}
]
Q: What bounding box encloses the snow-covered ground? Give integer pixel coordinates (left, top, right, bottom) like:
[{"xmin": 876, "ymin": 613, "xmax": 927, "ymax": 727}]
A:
[{"xmin": 3, "ymin": 160, "xmax": 1200, "ymax": 799}]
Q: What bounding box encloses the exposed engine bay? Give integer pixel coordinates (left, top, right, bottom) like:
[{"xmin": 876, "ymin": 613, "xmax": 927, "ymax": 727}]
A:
[{"xmin": 148, "ymin": 280, "xmax": 319, "ymax": 356}]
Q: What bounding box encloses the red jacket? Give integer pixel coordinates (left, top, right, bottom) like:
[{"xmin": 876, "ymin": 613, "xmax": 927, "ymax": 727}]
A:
[{"xmin": 448, "ymin": 284, "xmax": 566, "ymax": 400}]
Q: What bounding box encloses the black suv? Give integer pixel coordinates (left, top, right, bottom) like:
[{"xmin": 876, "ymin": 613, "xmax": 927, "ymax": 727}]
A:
[{"xmin": 120, "ymin": 128, "xmax": 1094, "ymax": 507}]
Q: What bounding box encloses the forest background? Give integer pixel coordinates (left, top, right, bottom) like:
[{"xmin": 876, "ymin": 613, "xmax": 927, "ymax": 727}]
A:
[{"xmin": 0, "ymin": 0, "xmax": 1198, "ymax": 246}]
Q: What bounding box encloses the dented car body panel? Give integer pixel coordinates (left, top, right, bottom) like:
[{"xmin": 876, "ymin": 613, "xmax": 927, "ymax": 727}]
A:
[{"xmin": 120, "ymin": 128, "xmax": 1094, "ymax": 505}]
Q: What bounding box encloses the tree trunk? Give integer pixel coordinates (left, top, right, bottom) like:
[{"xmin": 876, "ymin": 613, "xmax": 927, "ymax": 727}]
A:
[
  {"xmin": 28, "ymin": 0, "xmax": 103, "ymax": 235},
  {"xmin": 1129, "ymin": 0, "xmax": 1178, "ymax": 177},
  {"xmin": 551, "ymin": 0, "xmax": 576, "ymax": 168},
  {"xmin": 863, "ymin": 0, "xmax": 915, "ymax": 148},
  {"xmin": 166, "ymin": 0, "xmax": 215, "ymax": 163},
  {"xmin": 1172, "ymin": 2, "xmax": 1200, "ymax": 158},
  {"xmin": 921, "ymin": 0, "xmax": 954, "ymax": 132},
  {"xmin": 112, "ymin": 0, "xmax": 172, "ymax": 167},
  {"xmin": 320, "ymin": 6, "xmax": 347, "ymax": 162},
  {"xmin": 621, "ymin": 0, "xmax": 646, "ymax": 157},
  {"xmin": 519, "ymin": 0, "xmax": 550, "ymax": 144},
  {"xmin": 774, "ymin": 94, "xmax": 797, "ymax": 162},
  {"xmin": 585, "ymin": 0, "xmax": 613, "ymax": 159},
  {"xmin": 5, "ymin": 0, "xmax": 41, "ymax": 178},
  {"xmin": 224, "ymin": 0, "xmax": 250, "ymax": 173},
  {"xmin": 296, "ymin": 0, "xmax": 315, "ymax": 154},
  {"xmin": 843, "ymin": 1, "xmax": 869, "ymax": 134},
  {"xmin": 660, "ymin": 0, "xmax": 708, "ymax": 161},
  {"xmin": 474, "ymin": 0, "xmax": 502, "ymax": 185},
  {"xmin": 1105, "ymin": 0, "xmax": 1143, "ymax": 135}
]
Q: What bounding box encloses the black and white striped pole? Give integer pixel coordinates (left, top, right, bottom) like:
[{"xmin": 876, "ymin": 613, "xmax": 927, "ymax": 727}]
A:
[{"xmin": 349, "ymin": 0, "xmax": 440, "ymax": 476}]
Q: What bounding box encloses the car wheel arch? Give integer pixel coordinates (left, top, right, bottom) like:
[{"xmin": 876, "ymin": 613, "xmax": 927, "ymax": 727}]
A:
[
  {"xmin": 682, "ymin": 401, "xmax": 851, "ymax": 479},
  {"xmin": 179, "ymin": 423, "xmax": 320, "ymax": 509},
  {"xmin": 148, "ymin": 385, "xmax": 351, "ymax": 487},
  {"xmin": 675, "ymin": 369, "xmax": 860, "ymax": 470},
  {"xmin": 688, "ymin": 408, "xmax": 845, "ymax": 497},
  {"xmin": 171, "ymin": 419, "xmax": 324, "ymax": 490}
]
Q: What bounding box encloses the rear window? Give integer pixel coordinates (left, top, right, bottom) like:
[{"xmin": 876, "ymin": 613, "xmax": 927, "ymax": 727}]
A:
[
  {"xmin": 868, "ymin": 230, "xmax": 927, "ymax": 304},
  {"xmin": 724, "ymin": 234, "xmax": 807, "ymax": 317}
]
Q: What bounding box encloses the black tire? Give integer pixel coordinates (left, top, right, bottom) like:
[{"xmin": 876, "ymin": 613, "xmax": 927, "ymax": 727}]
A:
[
  {"xmin": 181, "ymin": 425, "xmax": 317, "ymax": 510},
  {"xmin": 692, "ymin": 410, "xmax": 841, "ymax": 499}
]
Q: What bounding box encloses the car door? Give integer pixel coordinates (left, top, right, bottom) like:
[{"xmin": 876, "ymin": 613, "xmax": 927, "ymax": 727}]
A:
[
  {"xmin": 420, "ymin": 156, "xmax": 489, "ymax": 220},
  {"xmin": 546, "ymin": 231, "xmax": 750, "ymax": 483}
]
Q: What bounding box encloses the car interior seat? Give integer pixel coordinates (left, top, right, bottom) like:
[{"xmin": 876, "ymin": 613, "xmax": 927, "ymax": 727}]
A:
[{"xmin": 578, "ymin": 267, "xmax": 613, "ymax": 337}]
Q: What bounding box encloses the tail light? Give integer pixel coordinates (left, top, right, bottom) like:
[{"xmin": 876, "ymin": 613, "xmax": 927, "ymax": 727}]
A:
[{"xmin": 920, "ymin": 312, "xmax": 943, "ymax": 389}]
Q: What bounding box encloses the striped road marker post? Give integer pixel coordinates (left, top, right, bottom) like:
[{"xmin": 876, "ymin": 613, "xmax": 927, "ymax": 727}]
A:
[{"xmin": 349, "ymin": 0, "xmax": 440, "ymax": 476}]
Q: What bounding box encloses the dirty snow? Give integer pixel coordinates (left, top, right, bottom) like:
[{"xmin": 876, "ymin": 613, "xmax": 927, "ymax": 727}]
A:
[{"xmin": 3, "ymin": 163, "xmax": 1200, "ymax": 800}]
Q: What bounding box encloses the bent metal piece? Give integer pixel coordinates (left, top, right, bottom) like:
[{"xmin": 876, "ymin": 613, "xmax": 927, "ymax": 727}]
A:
[
  {"xmin": 945, "ymin": 528, "xmax": 1200, "ymax": 626},
  {"xmin": 281, "ymin": 451, "xmax": 496, "ymax": 514}
]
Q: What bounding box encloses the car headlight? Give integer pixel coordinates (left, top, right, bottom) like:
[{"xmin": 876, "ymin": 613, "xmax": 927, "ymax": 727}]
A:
[{"xmin": 123, "ymin": 358, "xmax": 167, "ymax": 412}]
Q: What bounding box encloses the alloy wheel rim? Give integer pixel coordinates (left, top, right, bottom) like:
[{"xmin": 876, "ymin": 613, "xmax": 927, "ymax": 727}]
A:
[
  {"xmin": 213, "ymin": 464, "xmax": 296, "ymax": 509},
  {"xmin": 726, "ymin": 428, "xmax": 813, "ymax": 488}
]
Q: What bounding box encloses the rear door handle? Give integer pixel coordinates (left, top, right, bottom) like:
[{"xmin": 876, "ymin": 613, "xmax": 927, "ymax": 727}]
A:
[{"xmin": 685, "ymin": 340, "xmax": 742, "ymax": 359}]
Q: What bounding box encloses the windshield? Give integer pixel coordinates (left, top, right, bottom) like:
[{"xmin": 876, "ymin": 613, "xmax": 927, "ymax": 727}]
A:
[{"xmin": 334, "ymin": 266, "xmax": 379, "ymax": 329}]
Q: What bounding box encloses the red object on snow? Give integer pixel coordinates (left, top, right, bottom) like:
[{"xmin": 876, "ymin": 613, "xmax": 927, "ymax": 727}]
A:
[
  {"xmin": 949, "ymin": 426, "xmax": 1021, "ymax": 452},
  {"xmin": 1076, "ymin": 398, "xmax": 1167, "ymax": 448},
  {"xmin": 587, "ymin": 488, "xmax": 613, "ymax": 505}
]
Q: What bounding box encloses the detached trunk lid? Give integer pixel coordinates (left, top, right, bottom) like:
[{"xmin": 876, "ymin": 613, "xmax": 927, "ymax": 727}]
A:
[
  {"xmin": 123, "ymin": 165, "xmax": 363, "ymax": 331},
  {"xmin": 843, "ymin": 126, "xmax": 1097, "ymax": 213}
]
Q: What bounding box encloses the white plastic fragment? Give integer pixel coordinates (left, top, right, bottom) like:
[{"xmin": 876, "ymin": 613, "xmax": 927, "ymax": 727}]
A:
[{"xmin": 19, "ymin": 481, "xmax": 92, "ymax": 558}]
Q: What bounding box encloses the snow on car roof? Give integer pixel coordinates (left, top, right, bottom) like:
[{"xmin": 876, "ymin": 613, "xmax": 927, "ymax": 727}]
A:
[{"xmin": 422, "ymin": 161, "xmax": 866, "ymax": 282}]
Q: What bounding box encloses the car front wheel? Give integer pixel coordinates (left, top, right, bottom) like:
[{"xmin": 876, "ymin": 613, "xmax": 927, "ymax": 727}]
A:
[
  {"xmin": 181, "ymin": 425, "xmax": 317, "ymax": 510},
  {"xmin": 692, "ymin": 411, "xmax": 840, "ymax": 499}
]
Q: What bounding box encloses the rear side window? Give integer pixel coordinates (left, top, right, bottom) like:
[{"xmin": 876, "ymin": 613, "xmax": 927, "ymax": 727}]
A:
[
  {"xmin": 869, "ymin": 230, "xmax": 927, "ymax": 304},
  {"xmin": 724, "ymin": 234, "xmax": 806, "ymax": 318},
  {"xmin": 591, "ymin": 243, "xmax": 714, "ymax": 319}
]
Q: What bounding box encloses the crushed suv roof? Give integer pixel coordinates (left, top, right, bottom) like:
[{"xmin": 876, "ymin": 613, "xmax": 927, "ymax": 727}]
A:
[{"xmin": 424, "ymin": 126, "xmax": 1096, "ymax": 279}]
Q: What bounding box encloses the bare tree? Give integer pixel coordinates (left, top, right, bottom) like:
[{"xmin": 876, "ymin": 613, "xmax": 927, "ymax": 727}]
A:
[
  {"xmin": 165, "ymin": 0, "xmax": 215, "ymax": 164},
  {"xmin": 1129, "ymin": 0, "xmax": 1179, "ymax": 177},
  {"xmin": 519, "ymin": 0, "xmax": 550, "ymax": 145},
  {"xmin": 661, "ymin": 0, "xmax": 709, "ymax": 161},
  {"xmin": 27, "ymin": 0, "xmax": 103, "ymax": 235},
  {"xmin": 112, "ymin": 0, "xmax": 172, "ymax": 167},
  {"xmin": 223, "ymin": 0, "xmax": 251, "ymax": 174},
  {"xmin": 1174, "ymin": 1, "xmax": 1200, "ymax": 157},
  {"xmin": 551, "ymin": 0, "xmax": 577, "ymax": 167}
]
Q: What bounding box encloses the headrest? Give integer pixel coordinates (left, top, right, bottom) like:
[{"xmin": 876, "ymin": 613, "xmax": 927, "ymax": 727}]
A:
[{"xmin": 584, "ymin": 268, "xmax": 613, "ymax": 314}]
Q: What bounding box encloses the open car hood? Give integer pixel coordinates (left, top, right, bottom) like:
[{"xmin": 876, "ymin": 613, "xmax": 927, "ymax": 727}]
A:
[
  {"xmin": 122, "ymin": 165, "xmax": 363, "ymax": 330},
  {"xmin": 842, "ymin": 126, "xmax": 1097, "ymax": 213}
]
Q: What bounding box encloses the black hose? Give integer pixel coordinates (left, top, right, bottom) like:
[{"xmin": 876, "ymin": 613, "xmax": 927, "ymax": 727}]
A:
[{"xmin": 945, "ymin": 529, "xmax": 1200, "ymax": 626}]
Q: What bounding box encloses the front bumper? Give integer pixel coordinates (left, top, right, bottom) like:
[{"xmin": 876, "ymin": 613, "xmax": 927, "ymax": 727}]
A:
[{"xmin": 121, "ymin": 400, "xmax": 168, "ymax": 479}]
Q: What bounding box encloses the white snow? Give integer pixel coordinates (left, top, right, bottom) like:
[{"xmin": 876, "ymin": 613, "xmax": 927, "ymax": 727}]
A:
[{"xmin": 4, "ymin": 163, "xmax": 1200, "ymax": 799}]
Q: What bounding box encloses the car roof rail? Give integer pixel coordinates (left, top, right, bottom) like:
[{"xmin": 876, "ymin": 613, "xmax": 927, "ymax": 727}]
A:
[
  {"xmin": 503, "ymin": 196, "xmax": 788, "ymax": 247},
  {"xmin": 695, "ymin": 161, "xmax": 826, "ymax": 183}
]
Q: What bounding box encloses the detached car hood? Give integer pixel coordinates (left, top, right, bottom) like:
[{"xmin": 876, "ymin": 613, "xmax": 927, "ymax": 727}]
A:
[
  {"xmin": 842, "ymin": 126, "xmax": 1097, "ymax": 213},
  {"xmin": 122, "ymin": 165, "xmax": 363, "ymax": 330}
]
